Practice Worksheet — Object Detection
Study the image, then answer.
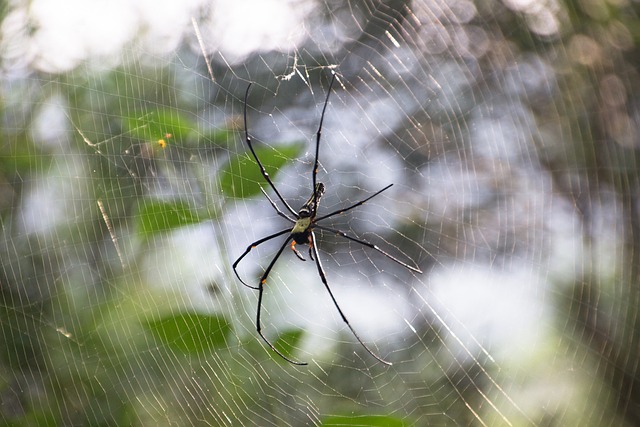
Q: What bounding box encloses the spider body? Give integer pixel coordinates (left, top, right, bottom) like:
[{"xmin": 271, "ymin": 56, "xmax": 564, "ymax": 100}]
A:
[
  {"xmin": 290, "ymin": 182, "xmax": 324, "ymax": 251},
  {"xmin": 292, "ymin": 183, "xmax": 324, "ymax": 232},
  {"xmin": 233, "ymin": 72, "xmax": 421, "ymax": 366}
]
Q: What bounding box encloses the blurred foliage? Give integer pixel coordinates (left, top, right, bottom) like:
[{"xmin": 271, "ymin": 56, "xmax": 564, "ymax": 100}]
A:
[
  {"xmin": 1, "ymin": 0, "xmax": 640, "ymax": 425},
  {"xmin": 321, "ymin": 415, "xmax": 410, "ymax": 426},
  {"xmin": 143, "ymin": 312, "xmax": 232, "ymax": 354},
  {"xmin": 219, "ymin": 143, "xmax": 304, "ymax": 199},
  {"xmin": 137, "ymin": 200, "xmax": 203, "ymax": 238},
  {"xmin": 272, "ymin": 329, "xmax": 305, "ymax": 362}
]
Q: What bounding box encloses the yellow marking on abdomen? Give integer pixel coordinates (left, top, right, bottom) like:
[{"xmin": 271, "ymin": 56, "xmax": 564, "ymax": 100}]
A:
[{"xmin": 291, "ymin": 217, "xmax": 311, "ymax": 234}]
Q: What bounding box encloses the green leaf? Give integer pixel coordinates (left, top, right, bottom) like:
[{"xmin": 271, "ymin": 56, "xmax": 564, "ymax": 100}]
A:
[
  {"xmin": 137, "ymin": 200, "xmax": 201, "ymax": 238},
  {"xmin": 123, "ymin": 110, "xmax": 236, "ymax": 148},
  {"xmin": 273, "ymin": 329, "xmax": 304, "ymax": 361},
  {"xmin": 201, "ymin": 128, "xmax": 236, "ymax": 147},
  {"xmin": 321, "ymin": 415, "xmax": 410, "ymax": 427},
  {"xmin": 142, "ymin": 312, "xmax": 232, "ymax": 354},
  {"xmin": 220, "ymin": 143, "xmax": 304, "ymax": 199},
  {"xmin": 124, "ymin": 109, "xmax": 195, "ymax": 143}
]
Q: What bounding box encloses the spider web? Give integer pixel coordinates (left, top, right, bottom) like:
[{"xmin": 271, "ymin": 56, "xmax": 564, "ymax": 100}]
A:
[{"xmin": 2, "ymin": 0, "xmax": 639, "ymax": 425}]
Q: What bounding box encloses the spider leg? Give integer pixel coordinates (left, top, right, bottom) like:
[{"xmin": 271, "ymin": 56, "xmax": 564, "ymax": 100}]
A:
[
  {"xmin": 315, "ymin": 184, "xmax": 393, "ymax": 222},
  {"xmin": 312, "ymin": 72, "xmax": 337, "ymax": 205},
  {"xmin": 290, "ymin": 240, "xmax": 306, "ymax": 261},
  {"xmin": 257, "ymin": 236, "xmax": 308, "ymax": 365},
  {"xmin": 233, "ymin": 228, "xmax": 292, "ymax": 290},
  {"xmin": 310, "ymin": 232, "xmax": 392, "ymax": 366},
  {"xmin": 244, "ymin": 83, "xmax": 298, "ymax": 217},
  {"xmin": 307, "ymin": 232, "xmax": 316, "ymax": 261},
  {"xmin": 260, "ymin": 187, "xmax": 297, "ymax": 223},
  {"xmin": 315, "ymin": 225, "xmax": 422, "ymax": 274}
]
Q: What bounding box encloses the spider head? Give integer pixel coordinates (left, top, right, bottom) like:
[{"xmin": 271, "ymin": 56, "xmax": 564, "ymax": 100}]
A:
[
  {"xmin": 314, "ymin": 182, "xmax": 325, "ymax": 200},
  {"xmin": 298, "ymin": 183, "xmax": 325, "ymax": 218}
]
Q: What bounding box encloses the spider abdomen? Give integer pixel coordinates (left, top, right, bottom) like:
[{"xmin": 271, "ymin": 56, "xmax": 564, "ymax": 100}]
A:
[{"xmin": 291, "ymin": 217, "xmax": 312, "ymax": 236}]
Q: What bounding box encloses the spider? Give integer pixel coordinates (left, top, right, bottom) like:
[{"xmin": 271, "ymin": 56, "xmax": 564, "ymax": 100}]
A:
[{"xmin": 233, "ymin": 71, "xmax": 422, "ymax": 366}]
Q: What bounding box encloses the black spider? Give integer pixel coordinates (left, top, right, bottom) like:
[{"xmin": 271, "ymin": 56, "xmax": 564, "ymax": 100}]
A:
[{"xmin": 233, "ymin": 72, "xmax": 422, "ymax": 365}]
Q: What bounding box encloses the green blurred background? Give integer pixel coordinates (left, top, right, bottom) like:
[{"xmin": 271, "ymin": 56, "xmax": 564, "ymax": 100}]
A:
[{"xmin": 1, "ymin": 0, "xmax": 640, "ymax": 425}]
